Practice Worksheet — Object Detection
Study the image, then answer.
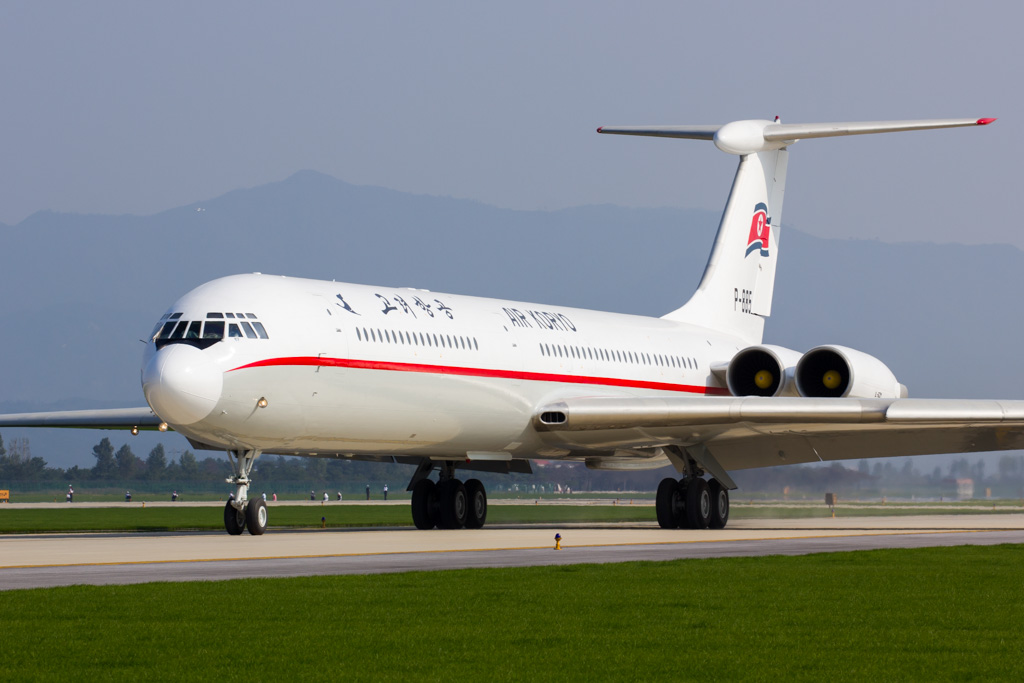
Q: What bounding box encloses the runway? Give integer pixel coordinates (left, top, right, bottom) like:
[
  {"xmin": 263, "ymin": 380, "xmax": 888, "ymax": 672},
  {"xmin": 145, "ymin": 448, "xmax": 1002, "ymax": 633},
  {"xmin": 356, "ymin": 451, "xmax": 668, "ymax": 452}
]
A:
[{"xmin": 2, "ymin": 514, "xmax": 1023, "ymax": 591}]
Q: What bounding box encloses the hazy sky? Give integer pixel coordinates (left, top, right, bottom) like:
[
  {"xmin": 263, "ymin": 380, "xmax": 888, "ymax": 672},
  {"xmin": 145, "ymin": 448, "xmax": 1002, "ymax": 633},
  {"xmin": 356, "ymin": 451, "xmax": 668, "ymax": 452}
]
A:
[{"xmin": 2, "ymin": 1, "xmax": 1021, "ymax": 246}]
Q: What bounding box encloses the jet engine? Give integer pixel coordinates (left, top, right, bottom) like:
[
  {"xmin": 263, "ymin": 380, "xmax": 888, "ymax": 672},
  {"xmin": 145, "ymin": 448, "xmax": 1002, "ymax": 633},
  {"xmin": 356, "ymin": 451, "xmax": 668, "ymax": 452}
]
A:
[
  {"xmin": 795, "ymin": 345, "xmax": 906, "ymax": 399},
  {"xmin": 726, "ymin": 345, "xmax": 802, "ymax": 397}
]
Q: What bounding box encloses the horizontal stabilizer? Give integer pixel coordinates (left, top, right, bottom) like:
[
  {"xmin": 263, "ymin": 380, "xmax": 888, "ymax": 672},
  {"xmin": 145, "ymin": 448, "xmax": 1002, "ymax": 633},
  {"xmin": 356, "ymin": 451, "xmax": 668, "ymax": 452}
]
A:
[
  {"xmin": 596, "ymin": 125, "xmax": 720, "ymax": 140},
  {"xmin": 763, "ymin": 118, "xmax": 996, "ymax": 142},
  {"xmin": 598, "ymin": 117, "xmax": 995, "ymax": 155}
]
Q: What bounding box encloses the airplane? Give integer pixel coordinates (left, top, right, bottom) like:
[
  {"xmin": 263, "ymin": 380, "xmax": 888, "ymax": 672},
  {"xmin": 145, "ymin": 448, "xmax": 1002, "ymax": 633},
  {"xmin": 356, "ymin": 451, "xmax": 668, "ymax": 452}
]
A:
[{"xmin": 4, "ymin": 115, "xmax": 1021, "ymax": 537}]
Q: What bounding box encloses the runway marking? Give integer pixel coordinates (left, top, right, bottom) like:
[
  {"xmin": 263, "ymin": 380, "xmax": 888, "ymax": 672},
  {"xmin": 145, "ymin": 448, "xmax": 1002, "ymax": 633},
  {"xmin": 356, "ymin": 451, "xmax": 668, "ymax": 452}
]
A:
[{"xmin": 0, "ymin": 528, "xmax": 995, "ymax": 571}]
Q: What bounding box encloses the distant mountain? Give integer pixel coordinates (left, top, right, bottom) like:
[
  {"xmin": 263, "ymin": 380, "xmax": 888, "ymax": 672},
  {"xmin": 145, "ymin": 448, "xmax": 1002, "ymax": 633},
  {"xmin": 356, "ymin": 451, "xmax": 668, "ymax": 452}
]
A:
[{"xmin": 2, "ymin": 170, "xmax": 1022, "ymax": 468}]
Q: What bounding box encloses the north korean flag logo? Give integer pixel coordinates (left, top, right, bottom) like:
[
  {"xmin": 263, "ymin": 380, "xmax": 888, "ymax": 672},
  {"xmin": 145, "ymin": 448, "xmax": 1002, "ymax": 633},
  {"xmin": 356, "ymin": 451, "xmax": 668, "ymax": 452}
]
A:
[{"xmin": 745, "ymin": 202, "xmax": 770, "ymax": 257}]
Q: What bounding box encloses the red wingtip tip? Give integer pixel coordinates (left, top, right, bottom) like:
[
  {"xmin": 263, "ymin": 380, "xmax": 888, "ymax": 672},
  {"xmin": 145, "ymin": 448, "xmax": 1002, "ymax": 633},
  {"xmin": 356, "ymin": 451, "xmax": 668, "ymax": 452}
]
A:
[
  {"xmin": 596, "ymin": 126, "xmax": 604, "ymax": 133},
  {"xmin": 977, "ymin": 117, "xmax": 997, "ymax": 125}
]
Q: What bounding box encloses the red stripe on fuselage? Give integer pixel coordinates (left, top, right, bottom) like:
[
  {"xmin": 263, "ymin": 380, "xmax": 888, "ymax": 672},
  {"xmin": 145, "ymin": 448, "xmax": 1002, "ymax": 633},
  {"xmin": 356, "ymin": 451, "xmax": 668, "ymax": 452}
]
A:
[{"xmin": 228, "ymin": 356, "xmax": 731, "ymax": 396}]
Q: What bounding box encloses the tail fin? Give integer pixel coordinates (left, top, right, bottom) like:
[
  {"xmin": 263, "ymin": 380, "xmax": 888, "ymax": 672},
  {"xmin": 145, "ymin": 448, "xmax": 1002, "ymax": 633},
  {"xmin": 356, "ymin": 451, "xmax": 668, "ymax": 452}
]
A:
[{"xmin": 598, "ymin": 117, "xmax": 995, "ymax": 344}]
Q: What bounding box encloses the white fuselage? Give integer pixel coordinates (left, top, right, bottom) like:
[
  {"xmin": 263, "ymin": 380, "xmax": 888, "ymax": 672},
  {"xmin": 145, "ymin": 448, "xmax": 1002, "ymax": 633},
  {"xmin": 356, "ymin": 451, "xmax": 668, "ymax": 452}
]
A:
[{"xmin": 141, "ymin": 273, "xmax": 742, "ymax": 461}]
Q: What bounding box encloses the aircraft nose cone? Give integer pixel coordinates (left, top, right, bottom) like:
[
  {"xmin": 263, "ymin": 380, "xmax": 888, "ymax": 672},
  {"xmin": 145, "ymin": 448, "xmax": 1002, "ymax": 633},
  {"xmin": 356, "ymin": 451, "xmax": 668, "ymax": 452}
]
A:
[{"xmin": 142, "ymin": 345, "xmax": 223, "ymax": 425}]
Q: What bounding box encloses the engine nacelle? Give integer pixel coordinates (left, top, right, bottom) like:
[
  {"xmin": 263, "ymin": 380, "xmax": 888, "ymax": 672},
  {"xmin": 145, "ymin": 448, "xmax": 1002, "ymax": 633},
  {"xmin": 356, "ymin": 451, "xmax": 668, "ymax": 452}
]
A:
[
  {"xmin": 795, "ymin": 345, "xmax": 906, "ymax": 399},
  {"xmin": 726, "ymin": 345, "xmax": 802, "ymax": 397}
]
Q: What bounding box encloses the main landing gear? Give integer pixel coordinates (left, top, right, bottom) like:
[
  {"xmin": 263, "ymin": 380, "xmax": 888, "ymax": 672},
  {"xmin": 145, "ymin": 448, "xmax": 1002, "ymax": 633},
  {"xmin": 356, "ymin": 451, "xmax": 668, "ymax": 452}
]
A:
[
  {"xmin": 223, "ymin": 449, "xmax": 268, "ymax": 536},
  {"xmin": 410, "ymin": 461, "xmax": 488, "ymax": 530},
  {"xmin": 656, "ymin": 476, "xmax": 730, "ymax": 529}
]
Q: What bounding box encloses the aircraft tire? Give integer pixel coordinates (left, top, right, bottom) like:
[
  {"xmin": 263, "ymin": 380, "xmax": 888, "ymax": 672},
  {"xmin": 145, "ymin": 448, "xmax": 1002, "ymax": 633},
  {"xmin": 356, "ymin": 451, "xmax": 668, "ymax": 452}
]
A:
[
  {"xmin": 437, "ymin": 479, "xmax": 468, "ymax": 529},
  {"xmin": 708, "ymin": 479, "xmax": 730, "ymax": 529},
  {"xmin": 656, "ymin": 477, "xmax": 683, "ymax": 529},
  {"xmin": 464, "ymin": 478, "xmax": 487, "ymax": 529},
  {"xmin": 224, "ymin": 500, "xmax": 246, "ymax": 535},
  {"xmin": 246, "ymin": 498, "xmax": 268, "ymax": 535},
  {"xmin": 411, "ymin": 479, "xmax": 438, "ymax": 530},
  {"xmin": 686, "ymin": 478, "xmax": 712, "ymax": 529}
]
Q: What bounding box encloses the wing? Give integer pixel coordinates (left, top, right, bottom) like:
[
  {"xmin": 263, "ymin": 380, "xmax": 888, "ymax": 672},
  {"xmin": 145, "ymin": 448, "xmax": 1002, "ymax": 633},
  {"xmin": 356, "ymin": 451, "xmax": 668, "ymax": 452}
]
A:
[
  {"xmin": 533, "ymin": 396, "xmax": 1024, "ymax": 470},
  {"xmin": 0, "ymin": 407, "xmax": 164, "ymax": 431}
]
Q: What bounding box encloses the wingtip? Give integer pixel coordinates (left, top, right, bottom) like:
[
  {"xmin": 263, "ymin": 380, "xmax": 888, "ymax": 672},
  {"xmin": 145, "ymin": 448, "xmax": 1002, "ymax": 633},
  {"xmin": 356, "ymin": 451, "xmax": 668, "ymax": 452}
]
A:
[
  {"xmin": 596, "ymin": 126, "xmax": 604, "ymax": 133},
  {"xmin": 977, "ymin": 117, "xmax": 997, "ymax": 126}
]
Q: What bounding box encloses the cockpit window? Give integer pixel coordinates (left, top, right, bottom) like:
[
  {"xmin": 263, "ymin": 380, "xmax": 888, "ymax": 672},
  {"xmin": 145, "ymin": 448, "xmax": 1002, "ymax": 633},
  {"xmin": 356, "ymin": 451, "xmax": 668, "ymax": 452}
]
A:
[
  {"xmin": 203, "ymin": 321, "xmax": 225, "ymax": 339},
  {"xmin": 155, "ymin": 321, "xmax": 177, "ymax": 340},
  {"xmin": 155, "ymin": 310, "xmax": 269, "ymax": 349}
]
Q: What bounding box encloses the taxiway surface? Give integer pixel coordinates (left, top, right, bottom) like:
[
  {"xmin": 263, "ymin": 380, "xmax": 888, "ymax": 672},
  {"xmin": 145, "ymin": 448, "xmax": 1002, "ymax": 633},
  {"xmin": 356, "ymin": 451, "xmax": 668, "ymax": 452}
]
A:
[{"xmin": 2, "ymin": 514, "xmax": 1023, "ymax": 590}]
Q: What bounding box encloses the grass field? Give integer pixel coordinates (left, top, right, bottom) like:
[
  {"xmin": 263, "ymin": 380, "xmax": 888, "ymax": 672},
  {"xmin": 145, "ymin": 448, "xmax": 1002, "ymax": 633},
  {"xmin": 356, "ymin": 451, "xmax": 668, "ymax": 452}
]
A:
[
  {"xmin": 1, "ymin": 502, "xmax": 1022, "ymax": 533},
  {"xmin": 1, "ymin": 544, "xmax": 1021, "ymax": 680}
]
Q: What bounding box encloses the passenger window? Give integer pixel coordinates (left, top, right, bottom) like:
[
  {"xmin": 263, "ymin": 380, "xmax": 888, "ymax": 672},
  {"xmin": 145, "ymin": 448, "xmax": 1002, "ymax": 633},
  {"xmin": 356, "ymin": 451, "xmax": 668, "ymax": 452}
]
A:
[
  {"xmin": 185, "ymin": 321, "xmax": 202, "ymax": 339},
  {"xmin": 228, "ymin": 324, "xmax": 242, "ymax": 338},
  {"xmin": 204, "ymin": 321, "xmax": 225, "ymax": 339},
  {"xmin": 473, "ymin": 338, "xmax": 479, "ymax": 351},
  {"xmin": 251, "ymin": 322, "xmax": 269, "ymax": 339},
  {"xmin": 240, "ymin": 321, "xmax": 258, "ymax": 339}
]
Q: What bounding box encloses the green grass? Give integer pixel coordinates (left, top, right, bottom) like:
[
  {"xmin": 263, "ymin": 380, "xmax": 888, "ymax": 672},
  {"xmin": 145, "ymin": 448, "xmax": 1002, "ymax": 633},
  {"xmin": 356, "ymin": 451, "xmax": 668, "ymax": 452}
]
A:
[
  {"xmin": 1, "ymin": 502, "xmax": 1021, "ymax": 533},
  {"xmin": 1, "ymin": 545, "xmax": 1022, "ymax": 680}
]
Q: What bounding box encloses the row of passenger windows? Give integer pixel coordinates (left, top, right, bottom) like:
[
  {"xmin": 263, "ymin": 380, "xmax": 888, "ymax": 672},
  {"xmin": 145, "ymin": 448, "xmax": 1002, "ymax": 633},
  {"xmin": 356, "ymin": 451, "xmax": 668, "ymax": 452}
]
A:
[
  {"xmin": 539, "ymin": 342, "xmax": 698, "ymax": 370},
  {"xmin": 155, "ymin": 319, "xmax": 269, "ymax": 341},
  {"xmin": 356, "ymin": 327, "xmax": 479, "ymax": 351}
]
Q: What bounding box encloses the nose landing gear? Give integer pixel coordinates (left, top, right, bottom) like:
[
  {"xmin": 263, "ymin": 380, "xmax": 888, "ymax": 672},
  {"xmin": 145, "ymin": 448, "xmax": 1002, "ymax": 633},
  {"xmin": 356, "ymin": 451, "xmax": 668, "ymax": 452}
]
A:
[{"xmin": 223, "ymin": 449, "xmax": 266, "ymax": 535}]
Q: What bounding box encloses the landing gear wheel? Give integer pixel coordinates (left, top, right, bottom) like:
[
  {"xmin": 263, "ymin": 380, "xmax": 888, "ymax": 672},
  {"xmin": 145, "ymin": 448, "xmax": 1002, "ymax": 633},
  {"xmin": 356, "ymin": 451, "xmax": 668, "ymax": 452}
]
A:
[
  {"xmin": 685, "ymin": 478, "xmax": 712, "ymax": 529},
  {"xmin": 437, "ymin": 479, "xmax": 468, "ymax": 529},
  {"xmin": 656, "ymin": 477, "xmax": 685, "ymax": 529},
  {"xmin": 411, "ymin": 479, "xmax": 438, "ymax": 530},
  {"xmin": 464, "ymin": 479, "xmax": 487, "ymax": 529},
  {"xmin": 224, "ymin": 500, "xmax": 246, "ymax": 535},
  {"xmin": 245, "ymin": 498, "xmax": 268, "ymax": 535},
  {"xmin": 708, "ymin": 479, "xmax": 730, "ymax": 529}
]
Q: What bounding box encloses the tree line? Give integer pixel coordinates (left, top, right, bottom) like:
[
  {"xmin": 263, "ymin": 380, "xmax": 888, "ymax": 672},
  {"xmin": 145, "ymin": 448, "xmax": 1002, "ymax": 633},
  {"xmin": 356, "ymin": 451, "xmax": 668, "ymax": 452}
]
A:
[{"xmin": 3, "ymin": 431, "xmax": 1024, "ymax": 498}]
